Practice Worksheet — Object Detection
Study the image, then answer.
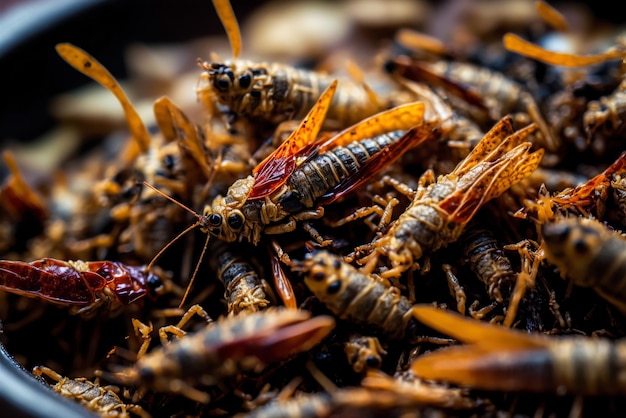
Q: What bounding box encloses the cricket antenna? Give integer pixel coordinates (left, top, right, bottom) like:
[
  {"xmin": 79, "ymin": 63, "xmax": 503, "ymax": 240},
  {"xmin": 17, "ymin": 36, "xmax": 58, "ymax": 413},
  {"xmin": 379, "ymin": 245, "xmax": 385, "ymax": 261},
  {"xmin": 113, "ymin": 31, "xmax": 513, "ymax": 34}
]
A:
[
  {"xmin": 141, "ymin": 181, "xmax": 212, "ymax": 309},
  {"xmin": 178, "ymin": 232, "xmax": 211, "ymax": 309},
  {"xmin": 142, "ymin": 181, "xmax": 205, "ymax": 273}
]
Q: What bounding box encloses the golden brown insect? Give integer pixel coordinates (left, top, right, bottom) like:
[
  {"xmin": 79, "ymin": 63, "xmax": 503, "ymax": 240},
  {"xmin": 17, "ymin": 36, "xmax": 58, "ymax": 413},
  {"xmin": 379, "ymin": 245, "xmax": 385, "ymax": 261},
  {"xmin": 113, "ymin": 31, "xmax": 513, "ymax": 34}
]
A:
[
  {"xmin": 198, "ymin": 1, "xmax": 388, "ymax": 130},
  {"xmin": 411, "ymin": 305, "xmax": 626, "ymax": 395},
  {"xmin": 107, "ymin": 307, "xmax": 335, "ymax": 403},
  {"xmin": 369, "ymin": 116, "xmax": 544, "ymax": 279},
  {"xmin": 33, "ymin": 366, "xmax": 149, "ymax": 418},
  {"xmin": 343, "ymin": 333, "xmax": 387, "ymax": 373},
  {"xmin": 541, "ymin": 216, "xmax": 626, "ymax": 315},
  {"xmin": 184, "ymin": 83, "xmax": 432, "ymax": 245},
  {"xmin": 298, "ymin": 250, "xmax": 417, "ymax": 340},
  {"xmin": 209, "ymin": 241, "xmax": 272, "ymax": 315}
]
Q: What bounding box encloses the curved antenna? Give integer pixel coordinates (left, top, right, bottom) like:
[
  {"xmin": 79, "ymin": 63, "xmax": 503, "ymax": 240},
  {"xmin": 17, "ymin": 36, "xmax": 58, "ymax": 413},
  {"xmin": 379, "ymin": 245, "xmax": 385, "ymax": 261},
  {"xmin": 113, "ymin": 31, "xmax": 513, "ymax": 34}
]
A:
[
  {"xmin": 142, "ymin": 182, "xmax": 204, "ymax": 273},
  {"xmin": 141, "ymin": 182, "xmax": 213, "ymax": 309}
]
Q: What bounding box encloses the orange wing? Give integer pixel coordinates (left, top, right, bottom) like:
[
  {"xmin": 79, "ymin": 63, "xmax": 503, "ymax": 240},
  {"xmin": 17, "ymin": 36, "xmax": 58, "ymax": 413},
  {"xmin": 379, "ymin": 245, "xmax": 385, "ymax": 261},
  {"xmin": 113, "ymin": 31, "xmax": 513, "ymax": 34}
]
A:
[
  {"xmin": 552, "ymin": 151, "xmax": 626, "ymax": 208},
  {"xmin": 451, "ymin": 116, "xmax": 514, "ymax": 178},
  {"xmin": 315, "ymin": 101, "xmax": 425, "ymax": 154},
  {"xmin": 439, "ymin": 123, "xmax": 543, "ymax": 224},
  {"xmin": 249, "ymin": 80, "xmax": 338, "ymax": 199},
  {"xmin": 55, "ymin": 43, "xmax": 151, "ymax": 161},
  {"xmin": 410, "ymin": 306, "xmax": 556, "ymax": 393}
]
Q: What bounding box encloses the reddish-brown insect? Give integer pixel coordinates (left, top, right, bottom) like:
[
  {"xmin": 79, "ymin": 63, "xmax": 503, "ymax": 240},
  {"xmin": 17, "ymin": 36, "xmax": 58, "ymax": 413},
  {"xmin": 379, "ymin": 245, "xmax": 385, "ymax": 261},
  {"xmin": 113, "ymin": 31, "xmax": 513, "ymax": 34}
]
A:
[
  {"xmin": 0, "ymin": 258, "xmax": 164, "ymax": 317},
  {"xmin": 551, "ymin": 151, "xmax": 626, "ymax": 213},
  {"xmin": 108, "ymin": 308, "xmax": 335, "ymax": 403}
]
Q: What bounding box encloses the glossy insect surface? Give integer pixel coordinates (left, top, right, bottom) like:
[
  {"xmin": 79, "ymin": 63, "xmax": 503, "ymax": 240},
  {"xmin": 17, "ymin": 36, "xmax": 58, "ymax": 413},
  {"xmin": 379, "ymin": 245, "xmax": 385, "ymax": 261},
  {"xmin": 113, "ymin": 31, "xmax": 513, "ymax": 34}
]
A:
[
  {"xmin": 199, "ymin": 81, "xmax": 432, "ymax": 244},
  {"xmin": 411, "ymin": 305, "xmax": 626, "ymax": 395},
  {"xmin": 299, "ymin": 250, "xmax": 417, "ymax": 340},
  {"xmin": 109, "ymin": 308, "xmax": 335, "ymax": 403},
  {"xmin": 541, "ymin": 216, "xmax": 626, "ymax": 314},
  {"xmin": 372, "ymin": 116, "xmax": 544, "ymax": 278},
  {"xmin": 0, "ymin": 258, "xmax": 164, "ymax": 317},
  {"xmin": 33, "ymin": 366, "xmax": 149, "ymax": 418}
]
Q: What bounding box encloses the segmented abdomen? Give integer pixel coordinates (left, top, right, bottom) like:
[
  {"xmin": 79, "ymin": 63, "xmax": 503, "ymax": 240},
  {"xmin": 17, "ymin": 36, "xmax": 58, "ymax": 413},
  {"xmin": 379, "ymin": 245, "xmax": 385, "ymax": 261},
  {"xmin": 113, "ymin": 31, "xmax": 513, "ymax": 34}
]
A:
[
  {"xmin": 212, "ymin": 244, "xmax": 270, "ymax": 314},
  {"xmin": 551, "ymin": 339, "xmax": 626, "ymax": 395},
  {"xmin": 303, "ymin": 251, "xmax": 414, "ymax": 339},
  {"xmin": 280, "ymin": 131, "xmax": 406, "ymax": 211}
]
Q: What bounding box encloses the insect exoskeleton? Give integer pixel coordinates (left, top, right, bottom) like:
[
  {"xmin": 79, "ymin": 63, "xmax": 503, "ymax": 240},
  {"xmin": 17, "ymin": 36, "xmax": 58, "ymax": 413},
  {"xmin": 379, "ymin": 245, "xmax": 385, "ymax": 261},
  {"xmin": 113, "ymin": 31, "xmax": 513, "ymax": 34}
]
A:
[
  {"xmin": 299, "ymin": 250, "xmax": 417, "ymax": 340},
  {"xmin": 371, "ymin": 115, "xmax": 544, "ymax": 279},
  {"xmin": 209, "ymin": 241, "xmax": 272, "ymax": 314},
  {"xmin": 198, "ymin": 80, "xmax": 435, "ymax": 245},
  {"xmin": 461, "ymin": 219, "xmax": 517, "ymax": 303},
  {"xmin": 583, "ymin": 78, "xmax": 626, "ymax": 141},
  {"xmin": 197, "ymin": 60, "xmax": 388, "ymax": 129},
  {"xmin": 541, "ymin": 216, "xmax": 626, "ymax": 315},
  {"xmin": 198, "ymin": 1, "xmax": 388, "ymax": 130},
  {"xmin": 343, "ymin": 333, "xmax": 387, "ymax": 373},
  {"xmin": 410, "ymin": 305, "xmax": 626, "ymax": 395},
  {"xmin": 386, "ymin": 55, "xmax": 558, "ymax": 152},
  {"xmin": 108, "ymin": 307, "xmax": 335, "ymax": 403},
  {"xmin": 0, "ymin": 258, "xmax": 165, "ymax": 318},
  {"xmin": 33, "ymin": 366, "xmax": 150, "ymax": 418}
]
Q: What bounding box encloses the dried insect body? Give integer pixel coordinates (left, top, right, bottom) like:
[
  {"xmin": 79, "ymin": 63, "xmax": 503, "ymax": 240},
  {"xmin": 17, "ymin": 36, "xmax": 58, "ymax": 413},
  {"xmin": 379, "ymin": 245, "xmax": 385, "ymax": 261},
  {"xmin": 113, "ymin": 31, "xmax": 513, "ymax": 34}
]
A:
[
  {"xmin": 198, "ymin": 81, "xmax": 433, "ymax": 245},
  {"xmin": 209, "ymin": 241, "xmax": 272, "ymax": 315},
  {"xmin": 362, "ymin": 369, "xmax": 476, "ymax": 410},
  {"xmin": 238, "ymin": 385, "xmax": 468, "ymax": 418},
  {"xmin": 611, "ymin": 172, "xmax": 626, "ymax": 226},
  {"xmin": 541, "ymin": 216, "xmax": 626, "ymax": 315},
  {"xmin": 461, "ymin": 218, "xmax": 517, "ymax": 303},
  {"xmin": 0, "ymin": 259, "xmax": 164, "ymax": 318},
  {"xmin": 386, "ymin": 55, "xmax": 558, "ymax": 152},
  {"xmin": 550, "ymin": 151, "xmax": 626, "ymax": 218},
  {"xmin": 152, "ymin": 95, "xmax": 251, "ymax": 194},
  {"xmin": 411, "ymin": 305, "xmax": 626, "ymax": 395},
  {"xmin": 584, "ymin": 77, "xmax": 626, "ymax": 143},
  {"xmin": 33, "ymin": 366, "xmax": 150, "ymax": 418},
  {"xmin": 369, "ymin": 116, "xmax": 544, "ymax": 279},
  {"xmin": 343, "ymin": 333, "xmax": 387, "ymax": 373},
  {"xmin": 298, "ymin": 250, "xmax": 417, "ymax": 340},
  {"xmin": 198, "ymin": 60, "xmax": 391, "ymax": 131},
  {"xmin": 198, "ymin": 1, "xmax": 389, "ymax": 132},
  {"xmin": 108, "ymin": 308, "xmax": 335, "ymax": 403}
]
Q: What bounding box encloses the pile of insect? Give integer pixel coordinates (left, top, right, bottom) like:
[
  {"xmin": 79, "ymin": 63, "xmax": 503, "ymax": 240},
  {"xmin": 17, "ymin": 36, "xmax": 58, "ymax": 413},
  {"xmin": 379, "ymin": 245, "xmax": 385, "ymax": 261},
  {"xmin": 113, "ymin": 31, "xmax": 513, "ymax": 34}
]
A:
[{"xmin": 2, "ymin": 0, "xmax": 626, "ymax": 416}]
